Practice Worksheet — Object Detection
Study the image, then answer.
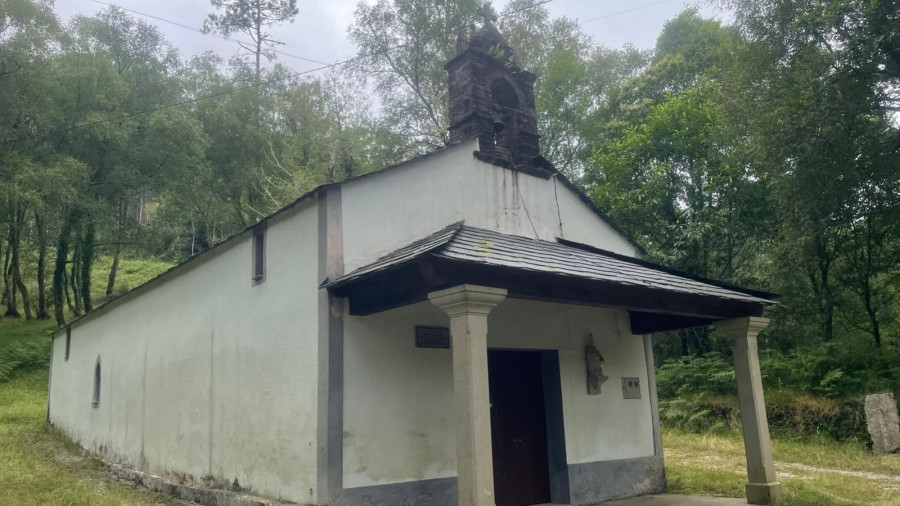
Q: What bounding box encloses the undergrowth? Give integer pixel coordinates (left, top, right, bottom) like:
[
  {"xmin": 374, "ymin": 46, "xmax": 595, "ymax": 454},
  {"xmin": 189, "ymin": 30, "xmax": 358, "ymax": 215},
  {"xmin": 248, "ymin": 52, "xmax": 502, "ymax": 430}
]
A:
[
  {"xmin": 655, "ymin": 341, "xmax": 894, "ymax": 443},
  {"xmin": 0, "ymin": 256, "xmax": 170, "ymax": 385}
]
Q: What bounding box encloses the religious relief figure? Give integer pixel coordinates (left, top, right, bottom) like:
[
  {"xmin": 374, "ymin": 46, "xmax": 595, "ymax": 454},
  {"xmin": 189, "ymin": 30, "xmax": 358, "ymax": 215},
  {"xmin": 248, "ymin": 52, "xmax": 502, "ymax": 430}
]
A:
[{"xmin": 585, "ymin": 341, "xmax": 609, "ymax": 395}]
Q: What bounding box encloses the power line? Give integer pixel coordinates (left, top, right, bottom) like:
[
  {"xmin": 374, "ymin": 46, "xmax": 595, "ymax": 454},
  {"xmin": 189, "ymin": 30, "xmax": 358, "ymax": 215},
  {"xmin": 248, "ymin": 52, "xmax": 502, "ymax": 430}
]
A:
[
  {"xmin": 89, "ymin": 0, "xmax": 331, "ymax": 66},
  {"xmin": 74, "ymin": 0, "xmax": 693, "ymax": 132},
  {"xmin": 498, "ymin": 0, "xmax": 557, "ymax": 18},
  {"xmin": 71, "ymin": 0, "xmax": 564, "ymax": 131},
  {"xmin": 580, "ymin": 0, "xmax": 681, "ymax": 25},
  {"xmin": 70, "ymin": 44, "xmax": 407, "ymax": 131}
]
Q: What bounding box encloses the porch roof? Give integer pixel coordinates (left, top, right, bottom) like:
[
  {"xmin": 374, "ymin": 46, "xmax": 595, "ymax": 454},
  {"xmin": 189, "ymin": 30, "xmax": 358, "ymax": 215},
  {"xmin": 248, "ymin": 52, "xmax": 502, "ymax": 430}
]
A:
[{"xmin": 325, "ymin": 222, "xmax": 776, "ymax": 332}]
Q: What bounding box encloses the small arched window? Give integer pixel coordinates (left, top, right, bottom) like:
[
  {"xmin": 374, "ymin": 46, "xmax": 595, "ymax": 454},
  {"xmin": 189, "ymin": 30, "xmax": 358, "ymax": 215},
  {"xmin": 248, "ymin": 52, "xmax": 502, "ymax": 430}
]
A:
[{"xmin": 92, "ymin": 357, "xmax": 101, "ymax": 407}]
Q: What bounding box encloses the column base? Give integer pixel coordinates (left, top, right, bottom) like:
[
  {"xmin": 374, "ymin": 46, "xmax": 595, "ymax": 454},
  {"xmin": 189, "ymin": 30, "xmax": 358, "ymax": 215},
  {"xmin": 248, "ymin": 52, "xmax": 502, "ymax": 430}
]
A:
[{"xmin": 745, "ymin": 482, "xmax": 783, "ymax": 504}]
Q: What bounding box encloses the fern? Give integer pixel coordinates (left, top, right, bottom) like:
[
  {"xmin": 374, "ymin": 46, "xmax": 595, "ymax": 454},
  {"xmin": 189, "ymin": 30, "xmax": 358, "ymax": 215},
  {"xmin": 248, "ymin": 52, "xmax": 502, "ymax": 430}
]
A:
[{"xmin": 0, "ymin": 340, "xmax": 50, "ymax": 383}]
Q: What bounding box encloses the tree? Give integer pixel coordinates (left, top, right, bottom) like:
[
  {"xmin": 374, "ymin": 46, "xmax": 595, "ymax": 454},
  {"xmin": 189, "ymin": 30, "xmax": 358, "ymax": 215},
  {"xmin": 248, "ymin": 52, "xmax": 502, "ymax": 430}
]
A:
[
  {"xmin": 203, "ymin": 0, "xmax": 298, "ymax": 82},
  {"xmin": 585, "ymin": 11, "xmax": 775, "ymax": 356},
  {"xmin": 726, "ymin": 0, "xmax": 900, "ymax": 346},
  {"xmin": 501, "ymin": 0, "xmax": 647, "ymax": 176},
  {"xmin": 348, "ymin": 0, "xmax": 481, "ymax": 152}
]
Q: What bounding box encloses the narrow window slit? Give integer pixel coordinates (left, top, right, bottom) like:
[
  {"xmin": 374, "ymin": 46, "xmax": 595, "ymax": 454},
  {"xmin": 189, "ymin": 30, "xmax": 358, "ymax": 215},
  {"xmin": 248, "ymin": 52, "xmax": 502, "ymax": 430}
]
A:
[
  {"xmin": 252, "ymin": 225, "xmax": 266, "ymax": 283},
  {"xmin": 92, "ymin": 357, "xmax": 101, "ymax": 407}
]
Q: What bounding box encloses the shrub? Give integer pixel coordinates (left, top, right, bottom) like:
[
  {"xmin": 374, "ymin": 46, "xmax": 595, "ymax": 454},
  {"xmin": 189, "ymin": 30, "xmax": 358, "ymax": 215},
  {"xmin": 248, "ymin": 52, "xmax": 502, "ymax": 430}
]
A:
[
  {"xmin": 656, "ymin": 352, "xmax": 736, "ymax": 398},
  {"xmin": 659, "ymin": 390, "xmax": 869, "ymax": 443},
  {"xmin": 660, "ymin": 394, "xmax": 738, "ymax": 434},
  {"xmin": 656, "ymin": 343, "xmax": 879, "ymax": 443},
  {"xmin": 0, "ymin": 340, "xmax": 50, "ymax": 383}
]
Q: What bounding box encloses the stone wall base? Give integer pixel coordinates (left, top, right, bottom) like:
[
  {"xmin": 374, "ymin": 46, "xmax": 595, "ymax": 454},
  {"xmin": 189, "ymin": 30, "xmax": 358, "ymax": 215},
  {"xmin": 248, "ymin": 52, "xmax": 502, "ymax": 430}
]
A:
[
  {"xmin": 330, "ymin": 455, "xmax": 664, "ymax": 506},
  {"xmin": 109, "ymin": 464, "xmax": 303, "ymax": 506},
  {"xmin": 568, "ymin": 455, "xmax": 667, "ymax": 505}
]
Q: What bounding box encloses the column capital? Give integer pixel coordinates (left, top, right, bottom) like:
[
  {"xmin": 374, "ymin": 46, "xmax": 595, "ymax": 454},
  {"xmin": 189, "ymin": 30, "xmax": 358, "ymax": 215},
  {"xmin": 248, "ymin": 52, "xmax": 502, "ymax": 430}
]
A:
[
  {"xmin": 714, "ymin": 316, "xmax": 770, "ymax": 341},
  {"xmin": 428, "ymin": 284, "xmax": 507, "ymax": 317}
]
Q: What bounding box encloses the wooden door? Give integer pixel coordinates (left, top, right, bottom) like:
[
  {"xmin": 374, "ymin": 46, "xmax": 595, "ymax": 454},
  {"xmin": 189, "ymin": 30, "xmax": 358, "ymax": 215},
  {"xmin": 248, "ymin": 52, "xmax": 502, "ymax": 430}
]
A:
[{"xmin": 488, "ymin": 350, "xmax": 552, "ymax": 506}]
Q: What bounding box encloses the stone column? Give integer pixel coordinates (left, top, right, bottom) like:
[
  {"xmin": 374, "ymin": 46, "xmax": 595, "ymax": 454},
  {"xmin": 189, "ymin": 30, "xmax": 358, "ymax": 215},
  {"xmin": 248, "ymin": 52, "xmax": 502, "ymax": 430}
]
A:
[
  {"xmin": 430, "ymin": 284, "xmax": 507, "ymax": 506},
  {"xmin": 715, "ymin": 317, "xmax": 783, "ymax": 505}
]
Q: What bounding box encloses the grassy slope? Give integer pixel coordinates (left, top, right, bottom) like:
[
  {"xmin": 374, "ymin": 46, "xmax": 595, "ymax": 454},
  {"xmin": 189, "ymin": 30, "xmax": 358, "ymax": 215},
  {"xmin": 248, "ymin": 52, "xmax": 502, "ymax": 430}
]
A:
[
  {"xmin": 0, "ymin": 257, "xmax": 176, "ymax": 505},
  {"xmin": 0, "ymin": 367, "xmax": 182, "ymax": 505},
  {"xmin": 664, "ymin": 427, "xmax": 900, "ymax": 505}
]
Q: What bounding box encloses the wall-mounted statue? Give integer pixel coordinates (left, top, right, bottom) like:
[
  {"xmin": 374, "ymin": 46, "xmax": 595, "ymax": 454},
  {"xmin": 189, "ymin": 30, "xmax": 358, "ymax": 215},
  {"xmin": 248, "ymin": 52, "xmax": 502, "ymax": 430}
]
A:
[{"xmin": 585, "ymin": 334, "xmax": 609, "ymax": 395}]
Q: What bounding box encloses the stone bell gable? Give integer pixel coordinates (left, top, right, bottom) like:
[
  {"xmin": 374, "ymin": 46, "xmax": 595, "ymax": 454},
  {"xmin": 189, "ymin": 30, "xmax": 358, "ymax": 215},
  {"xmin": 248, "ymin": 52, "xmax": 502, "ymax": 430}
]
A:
[{"xmin": 445, "ymin": 13, "xmax": 543, "ymax": 174}]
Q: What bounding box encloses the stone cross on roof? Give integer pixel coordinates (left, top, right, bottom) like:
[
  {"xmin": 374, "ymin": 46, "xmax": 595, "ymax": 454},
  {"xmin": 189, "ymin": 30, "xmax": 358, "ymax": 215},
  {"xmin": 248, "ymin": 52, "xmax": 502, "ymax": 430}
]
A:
[{"xmin": 476, "ymin": 3, "xmax": 498, "ymax": 27}]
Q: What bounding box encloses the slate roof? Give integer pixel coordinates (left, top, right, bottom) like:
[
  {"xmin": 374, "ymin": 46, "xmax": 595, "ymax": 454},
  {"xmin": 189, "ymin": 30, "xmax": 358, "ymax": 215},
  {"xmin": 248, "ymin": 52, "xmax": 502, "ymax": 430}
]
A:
[{"xmin": 326, "ymin": 223, "xmax": 775, "ymax": 305}]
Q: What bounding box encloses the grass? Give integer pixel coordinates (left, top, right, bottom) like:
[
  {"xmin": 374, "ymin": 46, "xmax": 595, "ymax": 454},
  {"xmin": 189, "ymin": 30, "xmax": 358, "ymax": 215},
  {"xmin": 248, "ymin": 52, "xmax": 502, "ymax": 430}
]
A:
[
  {"xmin": 664, "ymin": 427, "xmax": 900, "ymax": 505},
  {"xmin": 0, "ymin": 258, "xmax": 180, "ymax": 504},
  {"xmin": 0, "ymin": 256, "xmax": 171, "ymax": 382},
  {"xmin": 89, "ymin": 256, "xmax": 173, "ymax": 303},
  {"xmin": 0, "ymin": 368, "xmax": 182, "ymax": 505}
]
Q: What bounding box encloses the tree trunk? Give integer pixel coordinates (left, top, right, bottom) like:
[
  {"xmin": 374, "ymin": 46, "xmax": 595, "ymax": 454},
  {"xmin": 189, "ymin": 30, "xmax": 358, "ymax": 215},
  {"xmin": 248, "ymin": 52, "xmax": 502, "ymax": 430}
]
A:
[
  {"xmin": 106, "ymin": 242, "xmax": 121, "ymax": 297},
  {"xmin": 4, "ymin": 223, "xmax": 20, "ymax": 318},
  {"xmin": 64, "ymin": 269, "xmax": 75, "ymax": 313},
  {"xmin": 53, "ymin": 212, "xmax": 77, "ymax": 327},
  {"xmin": 5, "ymin": 274, "xmax": 18, "ymax": 317},
  {"xmin": 1, "ymin": 228, "xmax": 11, "ymax": 309},
  {"xmin": 10, "ymin": 209, "xmax": 33, "ymax": 320},
  {"xmin": 871, "ymin": 311, "xmax": 882, "ymax": 348},
  {"xmin": 35, "ymin": 213, "xmax": 49, "ymax": 319},
  {"xmin": 0, "ymin": 229, "xmax": 4, "ymax": 318},
  {"xmin": 863, "ymin": 281, "xmax": 882, "ymax": 348},
  {"xmin": 81, "ymin": 222, "xmax": 96, "ymax": 313},
  {"xmin": 12, "ymin": 263, "xmax": 32, "ymax": 320},
  {"xmin": 820, "ymin": 262, "xmax": 834, "ymax": 342},
  {"xmin": 190, "ymin": 219, "xmax": 196, "ymax": 256},
  {"xmin": 71, "ymin": 237, "xmax": 83, "ymax": 317}
]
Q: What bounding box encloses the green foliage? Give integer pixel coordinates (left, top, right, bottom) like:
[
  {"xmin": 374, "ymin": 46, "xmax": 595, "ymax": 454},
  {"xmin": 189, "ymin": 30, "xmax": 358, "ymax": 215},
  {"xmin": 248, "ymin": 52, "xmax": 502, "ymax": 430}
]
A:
[
  {"xmin": 0, "ymin": 318, "xmax": 54, "ymax": 383},
  {"xmin": 660, "ymin": 391, "xmax": 868, "ymax": 443},
  {"xmin": 656, "ymin": 352, "xmax": 736, "ymax": 398},
  {"xmin": 760, "ymin": 339, "xmax": 900, "ymax": 398},
  {"xmin": 660, "ymin": 394, "xmax": 737, "ymax": 434},
  {"xmin": 655, "ymin": 341, "xmax": 899, "ymax": 441},
  {"xmin": 0, "ymin": 256, "xmax": 166, "ymax": 384},
  {"xmin": 204, "ymin": 0, "xmax": 298, "ymax": 77},
  {"xmin": 0, "ymin": 339, "xmax": 48, "ymax": 382}
]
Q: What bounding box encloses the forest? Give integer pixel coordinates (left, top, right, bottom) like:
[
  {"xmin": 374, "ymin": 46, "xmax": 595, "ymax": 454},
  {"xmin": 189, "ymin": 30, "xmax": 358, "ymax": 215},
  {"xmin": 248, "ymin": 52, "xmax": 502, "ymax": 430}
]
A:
[{"xmin": 1, "ymin": 0, "xmax": 899, "ymax": 436}]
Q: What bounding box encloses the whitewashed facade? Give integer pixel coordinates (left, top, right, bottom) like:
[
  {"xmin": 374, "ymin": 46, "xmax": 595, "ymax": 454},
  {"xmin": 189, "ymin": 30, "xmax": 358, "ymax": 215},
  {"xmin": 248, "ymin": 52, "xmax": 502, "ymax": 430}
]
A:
[
  {"xmin": 48, "ymin": 140, "xmax": 663, "ymax": 505},
  {"xmin": 48, "ymin": 20, "xmax": 782, "ymax": 506}
]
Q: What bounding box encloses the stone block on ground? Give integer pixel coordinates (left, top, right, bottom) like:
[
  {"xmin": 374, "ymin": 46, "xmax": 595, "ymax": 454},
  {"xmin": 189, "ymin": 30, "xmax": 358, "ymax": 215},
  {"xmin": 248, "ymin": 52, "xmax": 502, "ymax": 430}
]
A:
[{"xmin": 865, "ymin": 393, "xmax": 900, "ymax": 454}]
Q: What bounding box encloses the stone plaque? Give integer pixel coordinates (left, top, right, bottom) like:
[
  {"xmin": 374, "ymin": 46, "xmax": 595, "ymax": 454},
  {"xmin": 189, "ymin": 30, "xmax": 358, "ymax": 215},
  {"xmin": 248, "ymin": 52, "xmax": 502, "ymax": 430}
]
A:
[
  {"xmin": 865, "ymin": 393, "xmax": 900, "ymax": 454},
  {"xmin": 416, "ymin": 326, "xmax": 450, "ymax": 349}
]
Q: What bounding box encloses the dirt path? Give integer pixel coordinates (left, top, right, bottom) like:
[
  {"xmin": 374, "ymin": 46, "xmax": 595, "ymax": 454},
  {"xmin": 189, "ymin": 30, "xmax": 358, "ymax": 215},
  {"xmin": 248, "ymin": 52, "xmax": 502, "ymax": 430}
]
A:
[
  {"xmin": 779, "ymin": 461, "xmax": 900, "ymax": 485},
  {"xmin": 667, "ymin": 447, "xmax": 900, "ymax": 490}
]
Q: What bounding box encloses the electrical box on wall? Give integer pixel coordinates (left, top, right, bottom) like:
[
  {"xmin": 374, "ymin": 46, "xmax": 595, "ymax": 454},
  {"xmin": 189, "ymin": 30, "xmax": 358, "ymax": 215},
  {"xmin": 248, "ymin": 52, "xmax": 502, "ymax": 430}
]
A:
[{"xmin": 622, "ymin": 377, "xmax": 641, "ymax": 399}]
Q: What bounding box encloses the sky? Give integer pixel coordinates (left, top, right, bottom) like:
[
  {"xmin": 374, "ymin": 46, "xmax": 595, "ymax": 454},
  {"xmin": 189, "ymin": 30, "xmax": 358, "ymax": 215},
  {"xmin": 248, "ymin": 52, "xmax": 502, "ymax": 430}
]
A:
[{"xmin": 54, "ymin": 0, "xmax": 727, "ymax": 77}]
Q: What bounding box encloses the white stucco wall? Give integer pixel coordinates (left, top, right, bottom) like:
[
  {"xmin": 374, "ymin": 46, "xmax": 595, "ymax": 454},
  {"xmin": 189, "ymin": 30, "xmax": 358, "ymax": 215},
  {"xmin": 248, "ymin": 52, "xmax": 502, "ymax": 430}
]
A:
[
  {"xmin": 340, "ymin": 139, "xmax": 640, "ymax": 275},
  {"xmin": 341, "ymin": 298, "xmax": 655, "ymax": 488},
  {"xmin": 48, "ymin": 200, "xmax": 321, "ymax": 504}
]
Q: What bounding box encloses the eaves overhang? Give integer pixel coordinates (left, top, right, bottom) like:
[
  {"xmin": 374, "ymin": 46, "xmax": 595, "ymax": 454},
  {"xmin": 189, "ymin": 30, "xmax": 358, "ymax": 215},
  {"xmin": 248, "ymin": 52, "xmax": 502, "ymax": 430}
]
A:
[{"xmin": 324, "ymin": 223, "xmax": 776, "ymax": 332}]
